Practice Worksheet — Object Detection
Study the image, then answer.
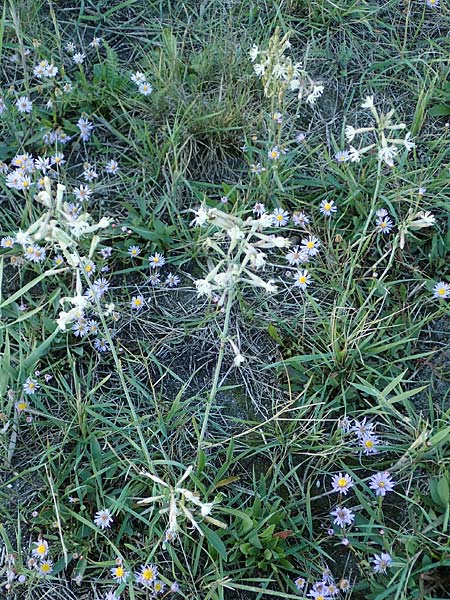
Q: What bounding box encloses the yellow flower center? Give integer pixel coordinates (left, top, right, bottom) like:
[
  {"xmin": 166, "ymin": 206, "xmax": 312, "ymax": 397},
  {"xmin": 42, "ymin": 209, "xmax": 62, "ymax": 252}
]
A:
[
  {"xmin": 17, "ymin": 402, "xmax": 27, "ymax": 411},
  {"xmin": 37, "ymin": 544, "xmax": 46, "ymax": 555},
  {"xmin": 365, "ymin": 440, "xmax": 373, "ymax": 448},
  {"xmin": 5, "ymin": 240, "xmax": 12, "ymax": 247},
  {"xmin": 41, "ymin": 563, "xmax": 51, "ymax": 573},
  {"xmin": 276, "ymin": 214, "xmax": 283, "ymax": 221},
  {"xmin": 338, "ymin": 477, "xmax": 347, "ymax": 488},
  {"xmin": 85, "ymin": 264, "xmax": 92, "ymax": 272},
  {"xmin": 298, "ymin": 276, "xmax": 306, "ymax": 284},
  {"xmin": 324, "ymin": 203, "xmax": 331, "ymax": 211},
  {"xmin": 143, "ymin": 568, "xmax": 154, "ymax": 580},
  {"xmin": 438, "ymin": 287, "xmax": 446, "ymax": 295},
  {"xmin": 134, "ymin": 298, "xmax": 142, "ymax": 306},
  {"xmin": 306, "ymin": 241, "xmax": 314, "ymax": 249},
  {"xmin": 115, "ymin": 566, "xmax": 124, "ymax": 577},
  {"xmin": 378, "ymin": 481, "xmax": 385, "ymax": 487},
  {"xmin": 271, "ymin": 151, "xmax": 278, "ymax": 158}
]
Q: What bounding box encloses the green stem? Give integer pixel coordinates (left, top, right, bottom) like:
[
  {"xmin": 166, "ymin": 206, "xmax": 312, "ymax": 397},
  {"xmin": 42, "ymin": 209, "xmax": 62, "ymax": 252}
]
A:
[
  {"xmin": 344, "ymin": 160, "xmax": 383, "ymax": 297},
  {"xmin": 198, "ymin": 286, "xmax": 234, "ymax": 454}
]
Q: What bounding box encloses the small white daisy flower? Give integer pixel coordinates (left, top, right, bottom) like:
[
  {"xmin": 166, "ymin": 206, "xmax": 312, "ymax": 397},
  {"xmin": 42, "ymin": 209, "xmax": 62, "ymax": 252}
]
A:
[{"xmin": 94, "ymin": 508, "xmax": 113, "ymax": 529}]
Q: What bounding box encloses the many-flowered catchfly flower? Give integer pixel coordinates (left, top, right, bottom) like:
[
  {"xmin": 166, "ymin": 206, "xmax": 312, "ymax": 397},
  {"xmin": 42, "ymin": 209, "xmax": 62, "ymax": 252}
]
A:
[
  {"xmin": 94, "ymin": 508, "xmax": 113, "ymax": 529},
  {"xmin": 190, "ymin": 205, "xmax": 287, "ymax": 304},
  {"xmin": 137, "ymin": 465, "xmax": 225, "ymax": 538},
  {"xmin": 369, "ymin": 472, "xmax": 395, "ymax": 496}
]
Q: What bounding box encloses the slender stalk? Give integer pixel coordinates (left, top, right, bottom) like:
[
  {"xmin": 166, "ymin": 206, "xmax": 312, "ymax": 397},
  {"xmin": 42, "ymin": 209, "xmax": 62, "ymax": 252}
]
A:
[{"xmin": 198, "ymin": 286, "xmax": 234, "ymax": 454}]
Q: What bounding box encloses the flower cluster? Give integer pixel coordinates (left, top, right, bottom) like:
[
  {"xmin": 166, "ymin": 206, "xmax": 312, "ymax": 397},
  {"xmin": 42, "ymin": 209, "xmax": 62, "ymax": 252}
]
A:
[
  {"xmin": 293, "ymin": 567, "xmax": 351, "ymax": 598},
  {"xmin": 131, "ymin": 71, "xmax": 153, "ymax": 96},
  {"xmin": 137, "ymin": 465, "xmax": 226, "ymax": 542},
  {"xmin": 191, "ymin": 205, "xmax": 289, "ymax": 304},
  {"xmin": 338, "ymin": 96, "xmax": 415, "ymax": 166},
  {"xmin": 250, "ymin": 28, "xmax": 324, "ymax": 103}
]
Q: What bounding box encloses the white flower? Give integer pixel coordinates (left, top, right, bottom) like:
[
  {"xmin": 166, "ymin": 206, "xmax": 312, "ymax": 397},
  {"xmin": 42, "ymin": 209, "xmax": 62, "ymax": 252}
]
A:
[
  {"xmin": 378, "ymin": 145, "xmax": 398, "ymax": 167},
  {"xmin": 253, "ymin": 63, "xmax": 265, "ymax": 77},
  {"xmin": 227, "ymin": 226, "xmax": 244, "ymax": 244},
  {"xmin": 409, "ymin": 211, "xmax": 436, "ymax": 229},
  {"xmin": 361, "ymin": 95, "xmax": 374, "ymax": 109},
  {"xmin": 348, "ymin": 146, "xmax": 361, "ymax": 163},
  {"xmin": 272, "ymin": 63, "xmax": 288, "ymax": 80},
  {"xmin": 195, "ymin": 279, "xmax": 213, "ymax": 297},
  {"xmin": 15, "ymin": 229, "xmax": 32, "ymax": 246},
  {"xmin": 214, "ymin": 272, "xmax": 232, "ymax": 288},
  {"xmin": 345, "ymin": 125, "xmax": 356, "ymax": 142},
  {"xmin": 306, "ymin": 84, "xmax": 324, "ymax": 105},
  {"xmin": 190, "ymin": 206, "xmax": 209, "ymax": 227},
  {"xmin": 292, "ymin": 62, "xmax": 303, "ymax": 78},
  {"xmin": 250, "ymin": 252, "xmax": 266, "ymax": 270},
  {"xmin": 403, "ymin": 132, "xmax": 415, "ymax": 152},
  {"xmin": 249, "ymin": 45, "xmax": 259, "ymax": 62},
  {"xmin": 200, "ymin": 503, "xmax": 214, "ymax": 516}
]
